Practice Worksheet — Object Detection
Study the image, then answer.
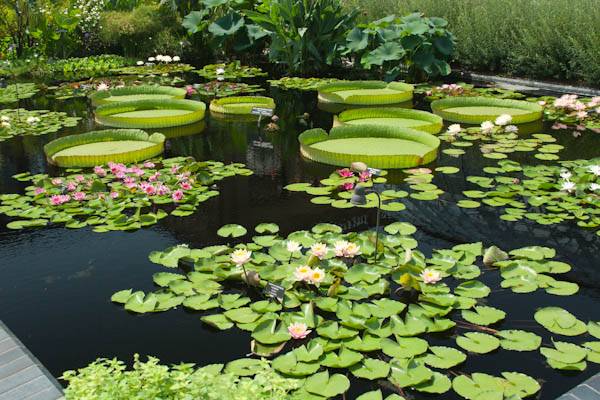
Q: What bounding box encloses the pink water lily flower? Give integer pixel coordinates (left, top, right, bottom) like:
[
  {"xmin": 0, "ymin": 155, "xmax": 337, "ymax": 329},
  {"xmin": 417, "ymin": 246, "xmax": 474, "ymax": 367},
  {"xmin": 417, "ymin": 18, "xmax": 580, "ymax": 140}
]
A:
[
  {"xmin": 73, "ymin": 192, "xmax": 86, "ymax": 201},
  {"xmin": 34, "ymin": 187, "xmax": 46, "ymax": 195},
  {"xmin": 109, "ymin": 192, "xmax": 119, "ymax": 199},
  {"xmin": 75, "ymin": 175, "xmax": 85, "ymax": 182},
  {"xmin": 420, "ymin": 268, "xmax": 442, "ymax": 284},
  {"xmin": 180, "ymin": 181, "xmax": 192, "ymax": 190},
  {"xmin": 288, "ymin": 322, "xmax": 311, "ymax": 339},
  {"xmin": 341, "ymin": 182, "xmax": 354, "ymax": 191},
  {"xmin": 50, "ymin": 194, "xmax": 70, "ymax": 205},
  {"xmin": 51, "ymin": 178, "xmax": 63, "ymax": 186},
  {"xmin": 143, "ymin": 161, "xmax": 155, "ymax": 168},
  {"xmin": 359, "ymin": 171, "xmax": 372, "ymax": 182},
  {"xmin": 156, "ymin": 184, "xmax": 170, "ymax": 196},
  {"xmin": 185, "ymin": 85, "xmax": 196, "ymax": 95},
  {"xmin": 66, "ymin": 182, "xmax": 77, "ymax": 192},
  {"xmin": 148, "ymin": 172, "xmax": 160, "ymax": 182},
  {"xmin": 93, "ymin": 166, "xmax": 106, "ymax": 177},
  {"xmin": 172, "ymin": 189, "xmax": 184, "ymax": 201},
  {"xmin": 337, "ymin": 168, "xmax": 354, "ymax": 178},
  {"xmin": 144, "ymin": 185, "xmax": 156, "ymax": 195},
  {"xmin": 171, "ymin": 165, "xmax": 181, "ymax": 174},
  {"xmin": 310, "ymin": 243, "xmax": 328, "ymax": 259}
]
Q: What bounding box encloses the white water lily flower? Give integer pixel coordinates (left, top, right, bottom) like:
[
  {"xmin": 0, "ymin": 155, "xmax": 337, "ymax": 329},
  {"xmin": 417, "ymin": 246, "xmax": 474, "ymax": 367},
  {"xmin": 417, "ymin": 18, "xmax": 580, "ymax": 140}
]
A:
[
  {"xmin": 156, "ymin": 55, "xmax": 164, "ymax": 61},
  {"xmin": 480, "ymin": 121, "xmax": 495, "ymax": 134},
  {"xmin": 308, "ymin": 267, "xmax": 325, "ymax": 286},
  {"xmin": 504, "ymin": 125, "xmax": 518, "ymax": 133},
  {"xmin": 589, "ymin": 183, "xmax": 600, "ymax": 191},
  {"xmin": 310, "ymin": 242, "xmax": 328, "ymax": 259},
  {"xmin": 1, "ymin": 121, "xmax": 10, "ymax": 128},
  {"xmin": 173, "ymin": 56, "xmax": 180, "ymax": 62},
  {"xmin": 230, "ymin": 248, "xmax": 251, "ymax": 265},
  {"xmin": 294, "ymin": 265, "xmax": 312, "ymax": 281},
  {"xmin": 136, "ymin": 60, "xmax": 144, "ymax": 66},
  {"xmin": 163, "ymin": 55, "xmax": 172, "ymax": 63},
  {"xmin": 96, "ymin": 83, "xmax": 109, "ymax": 91},
  {"xmin": 560, "ymin": 180, "xmax": 576, "ymax": 193},
  {"xmin": 217, "ymin": 76, "xmax": 225, "ymax": 81},
  {"xmin": 216, "ymin": 67, "xmax": 226, "ymax": 75},
  {"xmin": 447, "ymin": 124, "xmax": 461, "ymax": 134},
  {"xmin": 286, "ymin": 240, "xmax": 302, "ymax": 253},
  {"xmin": 343, "ymin": 242, "xmax": 361, "ymax": 258},
  {"xmin": 420, "ymin": 268, "xmax": 442, "ymax": 284},
  {"xmin": 588, "ymin": 165, "xmax": 600, "ymax": 176},
  {"xmin": 495, "ymin": 114, "xmax": 512, "ymax": 126},
  {"xmin": 560, "ymin": 170, "xmax": 572, "ymax": 180},
  {"xmin": 0, "ymin": 116, "xmax": 10, "ymax": 122},
  {"xmin": 148, "ymin": 57, "xmax": 155, "ymax": 62},
  {"xmin": 334, "ymin": 240, "xmax": 349, "ymax": 257},
  {"xmin": 26, "ymin": 116, "xmax": 40, "ymax": 124}
]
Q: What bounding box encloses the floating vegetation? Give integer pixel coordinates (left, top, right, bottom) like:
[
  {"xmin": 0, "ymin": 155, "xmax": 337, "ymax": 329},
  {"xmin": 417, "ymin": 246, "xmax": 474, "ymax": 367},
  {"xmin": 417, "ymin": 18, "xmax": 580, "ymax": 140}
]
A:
[
  {"xmin": 459, "ymin": 158, "xmax": 600, "ymax": 234},
  {"xmin": 209, "ymin": 96, "xmax": 276, "ymax": 115},
  {"xmin": 89, "ymin": 85, "xmax": 187, "ymax": 106},
  {"xmin": 45, "ymin": 130, "xmax": 166, "ymax": 168},
  {"xmin": 415, "ymin": 82, "xmax": 526, "ymax": 101},
  {"xmin": 109, "ymin": 221, "xmax": 593, "ymax": 398},
  {"xmin": 431, "ymin": 97, "xmax": 543, "ymax": 124},
  {"xmin": 318, "ymin": 81, "xmax": 414, "ymax": 106},
  {"xmin": 95, "ymin": 99, "xmax": 206, "ymax": 128},
  {"xmin": 194, "ymin": 62, "xmax": 267, "ymax": 80},
  {"xmin": 193, "ymin": 81, "xmax": 264, "ymax": 98},
  {"xmin": 49, "ymin": 55, "xmax": 129, "ymax": 78},
  {"xmin": 0, "ymin": 83, "xmax": 39, "ymax": 103},
  {"xmin": 0, "ymin": 157, "xmax": 252, "ymax": 232},
  {"xmin": 268, "ymin": 77, "xmax": 343, "ymax": 91},
  {"xmin": 333, "ymin": 107, "xmax": 443, "ymax": 134},
  {"xmin": 112, "ymin": 63, "xmax": 194, "ymax": 76},
  {"xmin": 438, "ymin": 117, "xmax": 562, "ymax": 161},
  {"xmin": 48, "ymin": 76, "xmax": 186, "ymax": 100},
  {"xmin": 0, "ymin": 109, "xmax": 80, "ymax": 142},
  {"xmin": 299, "ymin": 125, "xmax": 440, "ymax": 169},
  {"xmin": 536, "ymin": 94, "xmax": 600, "ymax": 131}
]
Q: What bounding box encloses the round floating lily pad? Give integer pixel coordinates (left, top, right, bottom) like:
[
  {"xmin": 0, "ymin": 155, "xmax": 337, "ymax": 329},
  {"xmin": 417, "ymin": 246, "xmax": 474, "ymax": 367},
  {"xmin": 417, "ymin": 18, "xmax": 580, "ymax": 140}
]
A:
[
  {"xmin": 431, "ymin": 97, "xmax": 543, "ymax": 124},
  {"xmin": 318, "ymin": 81, "xmax": 413, "ymax": 106},
  {"xmin": 299, "ymin": 125, "xmax": 440, "ymax": 169},
  {"xmin": 44, "ymin": 129, "xmax": 165, "ymax": 167},
  {"xmin": 89, "ymin": 85, "xmax": 186, "ymax": 106},
  {"xmin": 96, "ymin": 99, "xmax": 206, "ymax": 128},
  {"xmin": 334, "ymin": 107, "xmax": 442, "ymax": 134},
  {"xmin": 209, "ymin": 96, "xmax": 275, "ymax": 115}
]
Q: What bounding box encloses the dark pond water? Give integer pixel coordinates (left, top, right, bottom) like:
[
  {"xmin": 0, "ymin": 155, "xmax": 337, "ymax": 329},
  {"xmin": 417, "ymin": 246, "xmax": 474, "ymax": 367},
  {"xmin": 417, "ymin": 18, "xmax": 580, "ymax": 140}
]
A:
[{"xmin": 0, "ymin": 79, "xmax": 599, "ymax": 399}]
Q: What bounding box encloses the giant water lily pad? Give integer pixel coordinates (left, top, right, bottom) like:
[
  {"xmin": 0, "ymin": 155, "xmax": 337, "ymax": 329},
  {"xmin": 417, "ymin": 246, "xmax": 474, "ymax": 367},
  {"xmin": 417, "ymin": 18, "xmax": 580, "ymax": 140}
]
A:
[
  {"xmin": 334, "ymin": 107, "xmax": 443, "ymax": 134},
  {"xmin": 95, "ymin": 99, "xmax": 206, "ymax": 128},
  {"xmin": 89, "ymin": 85, "xmax": 186, "ymax": 106},
  {"xmin": 431, "ymin": 97, "xmax": 542, "ymax": 124},
  {"xmin": 318, "ymin": 81, "xmax": 413, "ymax": 106}
]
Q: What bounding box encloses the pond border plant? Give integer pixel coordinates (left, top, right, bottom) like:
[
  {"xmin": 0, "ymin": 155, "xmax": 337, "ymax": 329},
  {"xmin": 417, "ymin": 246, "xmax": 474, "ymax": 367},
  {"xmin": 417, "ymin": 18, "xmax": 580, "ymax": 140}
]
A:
[
  {"xmin": 89, "ymin": 85, "xmax": 187, "ymax": 106},
  {"xmin": 333, "ymin": 107, "xmax": 443, "ymax": 134},
  {"xmin": 107, "ymin": 220, "xmax": 598, "ymax": 399},
  {"xmin": 44, "ymin": 130, "xmax": 166, "ymax": 168},
  {"xmin": 0, "ymin": 157, "xmax": 252, "ymax": 232},
  {"xmin": 431, "ymin": 97, "xmax": 543, "ymax": 125},
  {"xmin": 299, "ymin": 125, "xmax": 440, "ymax": 169},
  {"xmin": 95, "ymin": 99, "xmax": 206, "ymax": 129},
  {"xmin": 318, "ymin": 81, "xmax": 414, "ymax": 106}
]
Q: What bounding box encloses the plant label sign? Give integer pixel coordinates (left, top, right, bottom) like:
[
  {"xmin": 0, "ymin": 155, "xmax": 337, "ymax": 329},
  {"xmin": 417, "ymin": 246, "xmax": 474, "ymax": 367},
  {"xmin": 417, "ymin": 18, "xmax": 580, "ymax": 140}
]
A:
[
  {"xmin": 264, "ymin": 282, "xmax": 285, "ymax": 303},
  {"xmin": 368, "ymin": 167, "xmax": 382, "ymax": 176},
  {"xmin": 251, "ymin": 107, "xmax": 274, "ymax": 117}
]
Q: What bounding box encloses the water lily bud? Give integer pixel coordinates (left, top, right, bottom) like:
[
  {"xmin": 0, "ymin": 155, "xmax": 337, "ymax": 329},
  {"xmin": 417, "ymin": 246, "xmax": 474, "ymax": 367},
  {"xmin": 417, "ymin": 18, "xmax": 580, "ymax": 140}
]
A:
[
  {"xmin": 242, "ymin": 270, "xmax": 260, "ymax": 286},
  {"xmin": 351, "ymin": 162, "xmax": 368, "ymax": 172},
  {"xmin": 483, "ymin": 246, "xmax": 508, "ymax": 266}
]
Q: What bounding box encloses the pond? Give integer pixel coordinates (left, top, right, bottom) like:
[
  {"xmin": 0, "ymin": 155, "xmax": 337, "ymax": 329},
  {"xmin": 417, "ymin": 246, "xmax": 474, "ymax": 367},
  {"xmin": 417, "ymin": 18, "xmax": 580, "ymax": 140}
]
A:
[{"xmin": 0, "ymin": 78, "xmax": 599, "ymax": 399}]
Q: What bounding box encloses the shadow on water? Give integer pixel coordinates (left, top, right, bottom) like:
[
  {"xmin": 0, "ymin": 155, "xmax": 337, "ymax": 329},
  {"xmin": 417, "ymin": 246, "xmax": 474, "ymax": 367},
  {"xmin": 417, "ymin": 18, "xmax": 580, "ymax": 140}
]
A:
[{"xmin": 0, "ymin": 81, "xmax": 599, "ymax": 399}]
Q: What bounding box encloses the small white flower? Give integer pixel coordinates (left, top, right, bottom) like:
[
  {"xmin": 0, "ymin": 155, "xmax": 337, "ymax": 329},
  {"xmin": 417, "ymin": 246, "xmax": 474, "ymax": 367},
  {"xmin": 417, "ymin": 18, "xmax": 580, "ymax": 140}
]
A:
[
  {"xmin": 26, "ymin": 116, "xmax": 40, "ymax": 124},
  {"xmin": 504, "ymin": 125, "xmax": 519, "ymax": 133},
  {"xmin": 217, "ymin": 76, "xmax": 225, "ymax": 81},
  {"xmin": 1, "ymin": 121, "xmax": 10, "ymax": 128},
  {"xmin": 0, "ymin": 115, "xmax": 10, "ymax": 122},
  {"xmin": 495, "ymin": 114, "xmax": 512, "ymax": 126},
  {"xmin": 156, "ymin": 55, "xmax": 164, "ymax": 61},
  {"xmin": 96, "ymin": 83, "xmax": 109, "ymax": 91},
  {"xmin": 136, "ymin": 60, "xmax": 144, "ymax": 66},
  {"xmin": 480, "ymin": 121, "xmax": 495, "ymax": 134},
  {"xmin": 173, "ymin": 56, "xmax": 180, "ymax": 62},
  {"xmin": 148, "ymin": 57, "xmax": 155, "ymax": 62},
  {"xmin": 163, "ymin": 55, "xmax": 172, "ymax": 63},
  {"xmin": 230, "ymin": 248, "xmax": 251, "ymax": 265},
  {"xmin": 447, "ymin": 124, "xmax": 461, "ymax": 134},
  {"xmin": 334, "ymin": 240, "xmax": 349, "ymax": 257},
  {"xmin": 588, "ymin": 165, "xmax": 600, "ymax": 176},
  {"xmin": 560, "ymin": 170, "xmax": 572, "ymax": 180},
  {"xmin": 216, "ymin": 67, "xmax": 225, "ymax": 75},
  {"xmin": 286, "ymin": 240, "xmax": 302, "ymax": 253},
  {"xmin": 589, "ymin": 183, "xmax": 600, "ymax": 191},
  {"xmin": 560, "ymin": 180, "xmax": 576, "ymax": 193}
]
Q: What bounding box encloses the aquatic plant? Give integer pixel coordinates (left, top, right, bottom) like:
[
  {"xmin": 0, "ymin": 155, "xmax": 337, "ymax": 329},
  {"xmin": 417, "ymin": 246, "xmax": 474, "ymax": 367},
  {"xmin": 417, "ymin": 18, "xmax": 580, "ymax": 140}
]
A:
[
  {"xmin": 194, "ymin": 81, "xmax": 265, "ymax": 98},
  {"xmin": 62, "ymin": 355, "xmax": 299, "ymax": 400},
  {"xmin": 333, "ymin": 108, "xmax": 443, "ymax": 134},
  {"xmin": 194, "ymin": 62, "xmax": 268, "ymax": 80},
  {"xmin": 210, "ymin": 96, "xmax": 276, "ymax": 115},
  {"xmin": 318, "ymin": 81, "xmax": 414, "ymax": 106},
  {"xmin": 537, "ymin": 94, "xmax": 600, "ymax": 132},
  {"xmin": 95, "ymin": 99, "xmax": 206, "ymax": 128},
  {"xmin": 0, "ymin": 83, "xmax": 39, "ymax": 103},
  {"xmin": 110, "ymin": 221, "xmax": 594, "ymax": 398},
  {"xmin": 48, "ymin": 55, "xmax": 129, "ymax": 78},
  {"xmin": 44, "ymin": 130, "xmax": 166, "ymax": 168},
  {"xmin": 431, "ymin": 97, "xmax": 543, "ymax": 124},
  {"xmin": 89, "ymin": 85, "xmax": 187, "ymax": 106},
  {"xmin": 0, "ymin": 109, "xmax": 81, "ymax": 142},
  {"xmin": 298, "ymin": 125, "xmax": 440, "ymax": 169},
  {"xmin": 0, "ymin": 157, "xmax": 252, "ymax": 231},
  {"xmin": 268, "ymin": 77, "xmax": 344, "ymax": 91},
  {"xmin": 459, "ymin": 157, "xmax": 600, "ymax": 234},
  {"xmin": 438, "ymin": 119, "xmax": 562, "ymax": 161},
  {"xmin": 112, "ymin": 63, "xmax": 194, "ymax": 76},
  {"xmin": 414, "ymin": 82, "xmax": 526, "ymax": 101}
]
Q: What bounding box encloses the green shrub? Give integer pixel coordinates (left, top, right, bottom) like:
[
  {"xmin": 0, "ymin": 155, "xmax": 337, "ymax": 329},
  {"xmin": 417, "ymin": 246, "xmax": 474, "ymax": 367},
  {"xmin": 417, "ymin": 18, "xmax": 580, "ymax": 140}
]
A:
[
  {"xmin": 61, "ymin": 355, "xmax": 300, "ymax": 400},
  {"xmin": 341, "ymin": 0, "xmax": 600, "ymax": 86}
]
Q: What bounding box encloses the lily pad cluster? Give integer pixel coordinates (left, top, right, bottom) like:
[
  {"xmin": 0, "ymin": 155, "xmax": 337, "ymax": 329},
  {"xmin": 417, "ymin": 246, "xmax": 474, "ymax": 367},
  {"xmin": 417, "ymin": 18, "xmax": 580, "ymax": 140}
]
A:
[
  {"xmin": 439, "ymin": 119, "xmax": 562, "ymax": 161},
  {"xmin": 535, "ymin": 94, "xmax": 600, "ymax": 131},
  {"xmin": 415, "ymin": 82, "xmax": 525, "ymax": 102},
  {"xmin": 268, "ymin": 77, "xmax": 343, "ymax": 91},
  {"xmin": 193, "ymin": 81, "xmax": 264, "ymax": 98},
  {"xmin": 0, "ymin": 83, "xmax": 39, "ymax": 103},
  {"xmin": 0, "ymin": 157, "xmax": 252, "ymax": 232},
  {"xmin": 48, "ymin": 76, "xmax": 185, "ymax": 100},
  {"xmin": 194, "ymin": 62, "xmax": 267, "ymax": 80},
  {"xmin": 459, "ymin": 158, "xmax": 600, "ymax": 233},
  {"xmin": 0, "ymin": 108, "xmax": 81, "ymax": 142},
  {"xmin": 110, "ymin": 221, "xmax": 596, "ymax": 399},
  {"xmin": 112, "ymin": 63, "xmax": 194, "ymax": 76}
]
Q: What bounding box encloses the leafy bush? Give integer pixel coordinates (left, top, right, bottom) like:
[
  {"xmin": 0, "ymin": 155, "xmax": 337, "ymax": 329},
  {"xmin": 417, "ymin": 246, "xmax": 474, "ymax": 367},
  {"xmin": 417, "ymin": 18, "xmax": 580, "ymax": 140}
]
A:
[
  {"xmin": 245, "ymin": 0, "xmax": 357, "ymax": 75},
  {"xmin": 343, "ymin": 13, "xmax": 454, "ymax": 82},
  {"xmin": 61, "ymin": 355, "xmax": 300, "ymax": 400},
  {"xmin": 341, "ymin": 0, "xmax": 600, "ymax": 86}
]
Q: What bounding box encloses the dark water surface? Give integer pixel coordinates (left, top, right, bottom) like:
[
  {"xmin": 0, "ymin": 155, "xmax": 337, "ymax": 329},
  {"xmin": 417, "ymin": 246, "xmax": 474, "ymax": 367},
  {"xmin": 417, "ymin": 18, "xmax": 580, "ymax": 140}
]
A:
[{"xmin": 0, "ymin": 82, "xmax": 599, "ymax": 399}]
